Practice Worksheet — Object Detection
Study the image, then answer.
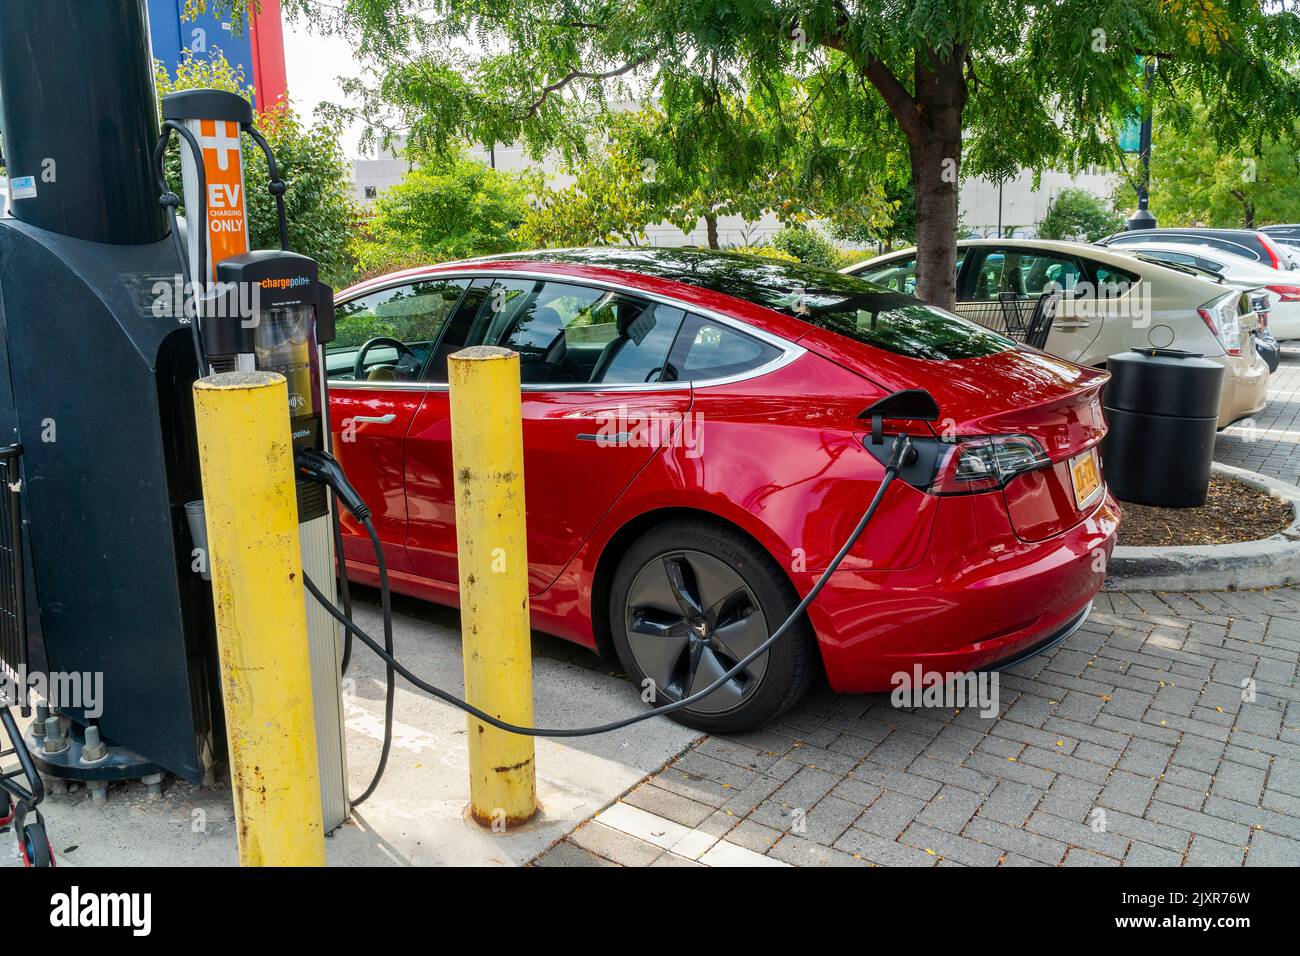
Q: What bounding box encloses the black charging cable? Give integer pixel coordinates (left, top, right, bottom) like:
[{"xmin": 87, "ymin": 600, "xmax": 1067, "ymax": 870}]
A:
[
  {"xmin": 151, "ymin": 120, "xmax": 210, "ymax": 373},
  {"xmin": 241, "ymin": 123, "xmax": 291, "ymax": 251},
  {"xmin": 298, "ymin": 434, "xmax": 911, "ymax": 743},
  {"xmin": 295, "ymin": 449, "xmax": 392, "ymax": 807}
]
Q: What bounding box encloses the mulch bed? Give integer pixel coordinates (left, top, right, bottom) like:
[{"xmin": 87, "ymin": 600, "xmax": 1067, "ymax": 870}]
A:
[{"xmin": 1116, "ymin": 475, "xmax": 1294, "ymax": 547}]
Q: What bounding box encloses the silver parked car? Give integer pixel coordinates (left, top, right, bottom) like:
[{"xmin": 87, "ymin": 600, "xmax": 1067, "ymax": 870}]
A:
[{"xmin": 844, "ymin": 238, "xmax": 1269, "ymax": 428}]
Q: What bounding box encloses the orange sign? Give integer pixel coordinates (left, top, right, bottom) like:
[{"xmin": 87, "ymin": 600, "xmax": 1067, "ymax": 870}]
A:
[{"xmin": 197, "ymin": 118, "xmax": 248, "ymax": 279}]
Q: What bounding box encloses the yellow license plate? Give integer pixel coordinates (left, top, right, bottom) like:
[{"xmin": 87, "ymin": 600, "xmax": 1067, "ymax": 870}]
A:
[{"xmin": 1069, "ymin": 447, "xmax": 1101, "ymax": 508}]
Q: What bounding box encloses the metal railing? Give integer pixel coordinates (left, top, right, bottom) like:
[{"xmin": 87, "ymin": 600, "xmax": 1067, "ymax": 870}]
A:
[
  {"xmin": 957, "ymin": 291, "xmax": 1061, "ymax": 350},
  {"xmin": 0, "ymin": 444, "xmax": 26, "ymax": 703}
]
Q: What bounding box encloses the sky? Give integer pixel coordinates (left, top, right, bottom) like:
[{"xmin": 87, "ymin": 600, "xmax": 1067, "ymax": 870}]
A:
[{"xmin": 282, "ymin": 17, "xmax": 364, "ymax": 156}]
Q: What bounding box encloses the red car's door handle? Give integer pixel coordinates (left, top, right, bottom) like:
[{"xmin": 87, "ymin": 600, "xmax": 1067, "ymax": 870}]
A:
[
  {"xmin": 577, "ymin": 431, "xmax": 630, "ymax": 443},
  {"xmin": 351, "ymin": 413, "xmax": 397, "ymax": 425}
]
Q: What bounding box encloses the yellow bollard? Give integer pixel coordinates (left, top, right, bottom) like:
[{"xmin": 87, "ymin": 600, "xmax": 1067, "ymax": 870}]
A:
[
  {"xmin": 448, "ymin": 346, "xmax": 538, "ymax": 830},
  {"xmin": 193, "ymin": 370, "xmax": 326, "ymax": 866}
]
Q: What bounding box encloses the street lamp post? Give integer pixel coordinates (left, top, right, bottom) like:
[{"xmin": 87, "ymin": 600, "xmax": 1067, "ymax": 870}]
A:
[{"xmin": 1127, "ymin": 59, "xmax": 1157, "ymax": 230}]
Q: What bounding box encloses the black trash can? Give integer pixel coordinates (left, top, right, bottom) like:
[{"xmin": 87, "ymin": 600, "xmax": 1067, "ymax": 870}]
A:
[{"xmin": 1101, "ymin": 348, "xmax": 1225, "ymax": 508}]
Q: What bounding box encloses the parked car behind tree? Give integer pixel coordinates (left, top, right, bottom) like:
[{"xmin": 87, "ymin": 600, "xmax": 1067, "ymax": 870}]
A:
[
  {"xmin": 1115, "ymin": 240, "xmax": 1300, "ymax": 340},
  {"xmin": 845, "ymin": 238, "xmax": 1269, "ymax": 428}
]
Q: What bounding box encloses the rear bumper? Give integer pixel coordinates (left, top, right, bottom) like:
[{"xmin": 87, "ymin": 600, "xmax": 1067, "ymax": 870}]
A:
[
  {"xmin": 802, "ymin": 489, "xmax": 1119, "ymax": 693},
  {"xmin": 1217, "ymin": 349, "xmax": 1269, "ymax": 428},
  {"xmin": 1266, "ymin": 300, "xmax": 1300, "ymax": 341}
]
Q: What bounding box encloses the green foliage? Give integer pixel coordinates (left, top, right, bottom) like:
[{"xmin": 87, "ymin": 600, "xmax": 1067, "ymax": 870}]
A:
[
  {"xmin": 728, "ymin": 245, "xmax": 800, "ymax": 263},
  {"xmin": 155, "ymin": 53, "xmax": 359, "ymax": 287},
  {"xmin": 1143, "ymin": 97, "xmax": 1300, "ymax": 228},
  {"xmin": 769, "ymin": 225, "xmax": 841, "ymax": 269},
  {"xmin": 519, "ymin": 99, "xmax": 895, "ymax": 250},
  {"xmin": 515, "ymin": 135, "xmax": 655, "ymax": 247},
  {"xmin": 354, "ymin": 151, "xmax": 535, "ymax": 270},
  {"xmin": 1036, "ymin": 188, "xmax": 1125, "ymax": 242},
  {"xmin": 836, "ymin": 248, "xmax": 878, "ymax": 268},
  {"xmin": 223, "ymin": 0, "xmax": 1300, "ymax": 304}
]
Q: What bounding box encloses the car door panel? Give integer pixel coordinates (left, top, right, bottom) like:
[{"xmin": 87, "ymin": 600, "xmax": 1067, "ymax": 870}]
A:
[
  {"xmin": 404, "ymin": 278, "xmax": 694, "ymax": 594},
  {"xmin": 957, "ymin": 246, "xmax": 1102, "ymax": 362},
  {"xmin": 329, "ymin": 386, "xmax": 421, "ymax": 572},
  {"xmin": 326, "ymin": 276, "xmax": 471, "ymax": 573},
  {"xmin": 519, "ymin": 389, "xmax": 693, "ymax": 593}
]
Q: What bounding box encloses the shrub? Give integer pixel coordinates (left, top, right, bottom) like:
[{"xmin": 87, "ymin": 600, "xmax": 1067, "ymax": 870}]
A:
[{"xmin": 769, "ymin": 225, "xmax": 842, "ymax": 269}]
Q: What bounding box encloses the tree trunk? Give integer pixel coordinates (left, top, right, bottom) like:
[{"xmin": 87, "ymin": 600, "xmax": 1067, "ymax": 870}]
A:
[
  {"xmin": 906, "ymin": 53, "xmax": 967, "ymax": 311},
  {"xmin": 705, "ymin": 213, "xmax": 720, "ymax": 249},
  {"xmin": 851, "ymin": 46, "xmax": 968, "ymax": 310}
]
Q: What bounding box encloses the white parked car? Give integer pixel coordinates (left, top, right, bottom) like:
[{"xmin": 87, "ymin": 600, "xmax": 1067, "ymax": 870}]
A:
[
  {"xmin": 844, "ymin": 238, "xmax": 1269, "ymax": 428},
  {"xmin": 1117, "ymin": 240, "xmax": 1300, "ymax": 340}
]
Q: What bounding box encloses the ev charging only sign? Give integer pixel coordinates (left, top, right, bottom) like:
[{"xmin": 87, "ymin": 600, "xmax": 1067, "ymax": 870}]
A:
[
  {"xmin": 181, "ymin": 116, "xmax": 249, "ymax": 281},
  {"xmin": 198, "ymin": 119, "xmax": 248, "ymax": 275}
]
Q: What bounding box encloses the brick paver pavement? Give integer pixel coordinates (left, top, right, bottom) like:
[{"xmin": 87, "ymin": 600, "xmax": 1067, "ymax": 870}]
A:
[
  {"xmin": 533, "ymin": 587, "xmax": 1300, "ymax": 867},
  {"xmin": 533, "ymin": 351, "xmax": 1300, "ymax": 867}
]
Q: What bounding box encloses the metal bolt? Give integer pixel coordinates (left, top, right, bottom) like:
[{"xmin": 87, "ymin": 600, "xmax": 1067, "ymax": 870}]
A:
[
  {"xmin": 142, "ymin": 772, "xmax": 163, "ymax": 800},
  {"xmin": 86, "ymin": 778, "xmax": 108, "ymax": 804},
  {"xmin": 42, "ymin": 715, "xmax": 67, "ymax": 754},
  {"xmin": 81, "ymin": 725, "xmax": 107, "ymax": 762}
]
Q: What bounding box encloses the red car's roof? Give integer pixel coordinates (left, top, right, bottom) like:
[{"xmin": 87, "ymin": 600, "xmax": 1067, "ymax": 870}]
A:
[
  {"xmin": 339, "ymin": 248, "xmax": 1106, "ymax": 433},
  {"xmin": 340, "ymin": 250, "xmax": 820, "ymax": 345}
]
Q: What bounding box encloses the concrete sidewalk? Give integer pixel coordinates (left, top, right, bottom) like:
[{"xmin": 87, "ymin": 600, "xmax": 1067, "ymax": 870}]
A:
[{"xmin": 1, "ymin": 592, "xmax": 697, "ymax": 867}]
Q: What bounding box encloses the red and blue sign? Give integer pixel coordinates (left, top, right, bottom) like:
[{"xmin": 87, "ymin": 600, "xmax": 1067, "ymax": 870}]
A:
[{"xmin": 147, "ymin": 0, "xmax": 287, "ymax": 110}]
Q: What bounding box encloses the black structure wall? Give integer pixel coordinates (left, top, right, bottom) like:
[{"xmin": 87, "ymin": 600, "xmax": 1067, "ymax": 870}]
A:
[{"xmin": 0, "ymin": 0, "xmax": 167, "ymax": 244}]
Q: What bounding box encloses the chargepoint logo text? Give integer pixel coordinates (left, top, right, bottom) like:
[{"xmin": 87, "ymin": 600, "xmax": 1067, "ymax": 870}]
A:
[{"xmin": 260, "ymin": 275, "xmax": 311, "ymax": 291}]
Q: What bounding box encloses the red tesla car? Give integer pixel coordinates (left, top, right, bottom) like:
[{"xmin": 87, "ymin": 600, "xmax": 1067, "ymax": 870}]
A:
[{"xmin": 327, "ymin": 248, "xmax": 1118, "ymax": 732}]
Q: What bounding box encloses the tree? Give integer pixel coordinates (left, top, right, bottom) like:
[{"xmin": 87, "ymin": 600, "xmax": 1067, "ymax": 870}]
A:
[
  {"xmin": 1036, "ymin": 188, "xmax": 1125, "ymax": 242},
  {"xmin": 354, "ymin": 151, "xmax": 535, "ymax": 271},
  {"xmin": 1142, "ymin": 99, "xmax": 1300, "ymax": 228},
  {"xmin": 247, "ymin": 1, "xmax": 1300, "ymax": 310},
  {"xmin": 155, "ymin": 52, "xmax": 359, "ymax": 287},
  {"xmin": 515, "ymin": 134, "xmax": 655, "ymax": 248},
  {"xmin": 516, "ymin": 101, "xmax": 893, "ymax": 250},
  {"xmin": 623, "ymin": 85, "xmax": 895, "ymax": 248}
]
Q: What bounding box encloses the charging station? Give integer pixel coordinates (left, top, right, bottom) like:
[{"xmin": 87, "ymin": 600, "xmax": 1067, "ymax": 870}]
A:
[
  {"xmin": 161, "ymin": 87, "xmax": 349, "ymax": 830},
  {"xmin": 0, "ymin": 0, "xmax": 348, "ymax": 832},
  {"xmin": 0, "ymin": 0, "xmax": 934, "ymax": 870}
]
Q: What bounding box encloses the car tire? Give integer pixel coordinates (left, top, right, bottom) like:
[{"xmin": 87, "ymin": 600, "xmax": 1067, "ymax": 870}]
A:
[{"xmin": 608, "ymin": 518, "xmax": 816, "ymax": 734}]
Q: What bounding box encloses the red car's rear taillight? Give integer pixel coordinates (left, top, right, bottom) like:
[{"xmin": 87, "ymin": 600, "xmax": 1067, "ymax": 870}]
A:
[
  {"xmin": 1267, "ymin": 284, "xmax": 1300, "ymax": 302},
  {"xmin": 930, "ymin": 435, "xmax": 1051, "ymax": 495}
]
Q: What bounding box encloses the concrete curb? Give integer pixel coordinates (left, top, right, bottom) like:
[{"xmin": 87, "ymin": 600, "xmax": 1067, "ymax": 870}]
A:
[{"xmin": 1105, "ymin": 461, "xmax": 1300, "ymax": 592}]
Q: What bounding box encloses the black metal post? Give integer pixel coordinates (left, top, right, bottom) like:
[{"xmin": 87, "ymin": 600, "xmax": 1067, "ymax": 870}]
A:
[{"xmin": 1127, "ymin": 59, "xmax": 1157, "ymax": 230}]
